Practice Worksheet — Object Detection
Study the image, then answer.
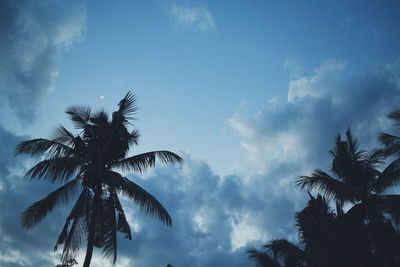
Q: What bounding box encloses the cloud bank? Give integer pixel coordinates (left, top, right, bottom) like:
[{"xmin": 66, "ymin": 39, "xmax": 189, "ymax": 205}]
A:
[{"xmin": 0, "ymin": 0, "xmax": 86, "ymax": 123}]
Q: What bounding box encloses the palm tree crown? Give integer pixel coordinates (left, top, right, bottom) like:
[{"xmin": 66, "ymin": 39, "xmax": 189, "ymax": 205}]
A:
[{"xmin": 16, "ymin": 93, "xmax": 182, "ymax": 266}]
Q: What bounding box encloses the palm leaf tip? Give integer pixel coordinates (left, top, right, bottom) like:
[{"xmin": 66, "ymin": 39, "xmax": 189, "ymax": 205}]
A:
[
  {"xmin": 156, "ymin": 151, "xmax": 183, "ymax": 165},
  {"xmin": 117, "ymin": 92, "xmax": 137, "ymax": 119},
  {"xmin": 247, "ymin": 247, "xmax": 278, "ymax": 266}
]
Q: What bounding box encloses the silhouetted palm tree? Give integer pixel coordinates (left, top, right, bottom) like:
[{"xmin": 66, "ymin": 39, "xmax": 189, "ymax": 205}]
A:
[
  {"xmin": 16, "ymin": 93, "xmax": 182, "ymax": 267},
  {"xmin": 249, "ymin": 129, "xmax": 400, "ymax": 267},
  {"xmin": 297, "ymin": 129, "xmax": 400, "ymax": 266},
  {"xmin": 248, "ymin": 194, "xmax": 379, "ymax": 267}
]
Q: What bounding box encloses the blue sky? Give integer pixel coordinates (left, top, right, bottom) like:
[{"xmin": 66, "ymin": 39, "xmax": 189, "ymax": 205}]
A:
[{"xmin": 1, "ymin": 0, "xmax": 400, "ymax": 266}]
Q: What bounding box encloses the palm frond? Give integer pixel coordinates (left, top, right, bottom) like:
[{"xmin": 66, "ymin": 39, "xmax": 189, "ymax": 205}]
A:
[
  {"xmin": 61, "ymin": 212, "xmax": 87, "ymax": 265},
  {"xmin": 367, "ymin": 149, "xmax": 386, "ymax": 168},
  {"xmin": 55, "ymin": 188, "xmax": 91, "ymax": 250},
  {"xmin": 127, "ymin": 130, "xmax": 140, "ymax": 147},
  {"xmin": 388, "ymin": 110, "xmax": 400, "ymax": 125},
  {"xmin": 55, "ymin": 188, "xmax": 91, "ymax": 265},
  {"xmin": 296, "ymin": 170, "xmax": 353, "ymax": 202},
  {"xmin": 101, "ymin": 192, "xmax": 118, "ymax": 264},
  {"xmin": 90, "ymin": 109, "xmax": 110, "ymax": 128},
  {"xmin": 264, "ymin": 239, "xmax": 306, "ymax": 267},
  {"xmin": 25, "ymin": 157, "xmax": 81, "ymax": 182},
  {"xmin": 114, "ymin": 194, "xmax": 132, "ymax": 240},
  {"xmin": 108, "ymin": 172, "xmax": 172, "ymax": 226},
  {"xmin": 375, "ymin": 158, "xmax": 400, "ymax": 193},
  {"xmin": 345, "ymin": 128, "xmax": 363, "ymax": 159},
  {"xmin": 111, "ymin": 151, "xmax": 182, "ymax": 173},
  {"xmin": 116, "ymin": 92, "xmax": 137, "ymax": 120},
  {"xmin": 15, "ymin": 138, "xmax": 73, "ymax": 157},
  {"xmin": 65, "ymin": 106, "xmax": 91, "ymax": 129},
  {"xmin": 247, "ymin": 248, "xmax": 280, "ymax": 267},
  {"xmin": 52, "ymin": 124, "xmax": 76, "ymax": 145},
  {"xmin": 378, "ymin": 133, "xmax": 400, "ymax": 148},
  {"xmin": 21, "ymin": 177, "xmax": 81, "ymax": 229}
]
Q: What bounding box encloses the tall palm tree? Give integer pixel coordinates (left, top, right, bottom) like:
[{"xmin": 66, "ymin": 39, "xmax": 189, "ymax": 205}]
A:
[
  {"xmin": 296, "ymin": 129, "xmax": 400, "ymax": 266},
  {"xmin": 16, "ymin": 93, "xmax": 182, "ymax": 267}
]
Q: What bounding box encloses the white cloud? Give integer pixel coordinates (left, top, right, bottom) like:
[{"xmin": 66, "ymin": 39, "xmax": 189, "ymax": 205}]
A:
[
  {"xmin": 168, "ymin": 1, "xmax": 216, "ymax": 31},
  {"xmin": 229, "ymin": 59, "xmax": 400, "ymax": 177},
  {"xmin": 287, "ymin": 59, "xmax": 346, "ymax": 102},
  {"xmin": 230, "ymin": 213, "xmax": 269, "ymax": 251}
]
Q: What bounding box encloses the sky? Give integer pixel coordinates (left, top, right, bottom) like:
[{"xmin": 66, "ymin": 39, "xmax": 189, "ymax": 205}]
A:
[{"xmin": 0, "ymin": 0, "xmax": 400, "ymax": 266}]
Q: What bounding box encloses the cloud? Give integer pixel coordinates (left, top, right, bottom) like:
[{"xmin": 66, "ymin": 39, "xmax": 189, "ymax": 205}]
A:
[
  {"xmin": 0, "ymin": 0, "xmax": 86, "ymax": 123},
  {"xmin": 168, "ymin": 1, "xmax": 216, "ymax": 31},
  {"xmin": 108, "ymin": 155, "xmax": 296, "ymax": 267},
  {"xmin": 229, "ymin": 59, "xmax": 400, "ymax": 175}
]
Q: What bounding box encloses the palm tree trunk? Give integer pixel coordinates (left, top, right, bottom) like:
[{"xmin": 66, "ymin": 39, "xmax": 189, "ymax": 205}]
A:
[
  {"xmin": 83, "ymin": 186, "xmax": 101, "ymax": 267},
  {"xmin": 83, "ymin": 223, "xmax": 95, "ymax": 267}
]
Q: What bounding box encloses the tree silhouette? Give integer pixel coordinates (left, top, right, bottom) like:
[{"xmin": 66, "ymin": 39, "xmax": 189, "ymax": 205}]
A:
[
  {"xmin": 248, "ymin": 195, "xmax": 336, "ymax": 267},
  {"xmin": 249, "ymin": 129, "xmax": 400, "ymax": 267},
  {"xmin": 16, "ymin": 93, "xmax": 182, "ymax": 267},
  {"xmin": 297, "ymin": 129, "xmax": 400, "ymax": 266}
]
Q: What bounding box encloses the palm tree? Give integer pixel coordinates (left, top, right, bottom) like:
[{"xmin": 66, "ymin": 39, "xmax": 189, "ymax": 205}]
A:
[
  {"xmin": 249, "ymin": 129, "xmax": 400, "ymax": 267},
  {"xmin": 247, "ymin": 195, "xmax": 335, "ymax": 267},
  {"xmin": 16, "ymin": 93, "xmax": 182, "ymax": 267},
  {"xmin": 247, "ymin": 193, "xmax": 379, "ymax": 267},
  {"xmin": 296, "ymin": 129, "xmax": 400, "ymax": 266}
]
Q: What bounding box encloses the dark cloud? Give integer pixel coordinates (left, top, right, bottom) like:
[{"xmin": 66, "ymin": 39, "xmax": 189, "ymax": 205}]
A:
[{"xmin": 0, "ymin": 0, "xmax": 86, "ymax": 123}]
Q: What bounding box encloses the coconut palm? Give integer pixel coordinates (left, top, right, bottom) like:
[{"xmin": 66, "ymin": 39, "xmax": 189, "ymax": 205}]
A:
[
  {"xmin": 248, "ymin": 193, "xmax": 379, "ymax": 267},
  {"xmin": 16, "ymin": 93, "xmax": 182, "ymax": 267},
  {"xmin": 296, "ymin": 129, "xmax": 400, "ymax": 266}
]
